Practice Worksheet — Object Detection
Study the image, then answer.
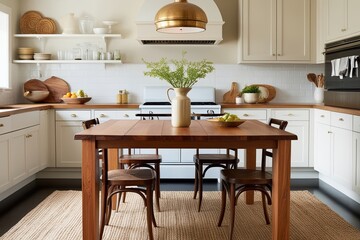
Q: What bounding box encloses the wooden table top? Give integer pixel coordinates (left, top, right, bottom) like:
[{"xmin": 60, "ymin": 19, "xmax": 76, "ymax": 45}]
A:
[{"xmin": 74, "ymin": 120, "xmax": 297, "ymax": 149}]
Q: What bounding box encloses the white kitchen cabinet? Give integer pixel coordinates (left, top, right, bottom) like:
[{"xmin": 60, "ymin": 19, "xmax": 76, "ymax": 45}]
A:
[
  {"xmin": 0, "ymin": 133, "xmax": 11, "ymax": 193},
  {"xmin": 239, "ymin": 0, "xmax": 311, "ymax": 62},
  {"xmin": 94, "ymin": 109, "xmax": 139, "ymax": 122},
  {"xmin": 55, "ymin": 110, "xmax": 91, "ymax": 167},
  {"xmin": 324, "ymin": 0, "xmax": 360, "ymax": 42},
  {"xmin": 39, "ymin": 110, "xmax": 53, "ymax": 169},
  {"xmin": 353, "ymin": 131, "xmax": 360, "ymax": 193},
  {"xmin": 9, "ymin": 125, "xmax": 40, "ymax": 185},
  {"xmin": 271, "ymin": 109, "xmax": 310, "ymax": 167},
  {"xmin": 314, "ymin": 109, "xmax": 353, "ymax": 188}
]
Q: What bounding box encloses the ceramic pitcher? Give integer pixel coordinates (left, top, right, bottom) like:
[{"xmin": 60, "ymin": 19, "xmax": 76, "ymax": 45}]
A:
[{"xmin": 167, "ymin": 88, "xmax": 191, "ymax": 127}]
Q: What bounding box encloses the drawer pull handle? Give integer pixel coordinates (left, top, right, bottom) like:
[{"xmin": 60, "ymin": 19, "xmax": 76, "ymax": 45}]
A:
[
  {"xmin": 328, "ymin": 131, "xmax": 332, "ymax": 134},
  {"xmin": 99, "ymin": 114, "xmax": 106, "ymax": 117},
  {"xmin": 341, "ymin": 28, "xmax": 346, "ymax": 32},
  {"xmin": 288, "ymin": 113, "xmax": 294, "ymax": 116},
  {"xmin": 71, "ymin": 114, "xmax": 77, "ymax": 117},
  {"xmin": 243, "ymin": 114, "xmax": 249, "ymax": 117},
  {"xmin": 124, "ymin": 114, "xmax": 129, "ymax": 118},
  {"xmin": 0, "ymin": 123, "xmax": 3, "ymax": 127},
  {"xmin": 320, "ymin": 115, "xmax": 325, "ymax": 118},
  {"xmin": 25, "ymin": 134, "xmax": 32, "ymax": 138},
  {"xmin": 339, "ymin": 118, "xmax": 344, "ymax": 121}
]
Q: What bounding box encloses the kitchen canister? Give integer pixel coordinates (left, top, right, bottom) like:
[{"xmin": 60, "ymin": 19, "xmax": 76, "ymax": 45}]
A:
[{"xmin": 314, "ymin": 87, "xmax": 324, "ymax": 104}]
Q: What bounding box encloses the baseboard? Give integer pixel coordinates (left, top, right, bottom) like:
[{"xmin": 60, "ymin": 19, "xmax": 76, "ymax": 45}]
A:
[{"xmin": 319, "ymin": 180, "xmax": 360, "ymax": 217}]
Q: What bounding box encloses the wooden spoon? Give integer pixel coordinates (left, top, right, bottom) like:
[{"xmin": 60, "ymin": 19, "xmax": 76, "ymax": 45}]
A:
[{"xmin": 307, "ymin": 73, "xmax": 318, "ymax": 87}]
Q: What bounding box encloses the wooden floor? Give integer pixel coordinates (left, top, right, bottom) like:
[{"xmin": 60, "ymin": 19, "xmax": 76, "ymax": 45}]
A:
[{"xmin": 0, "ymin": 179, "xmax": 360, "ymax": 236}]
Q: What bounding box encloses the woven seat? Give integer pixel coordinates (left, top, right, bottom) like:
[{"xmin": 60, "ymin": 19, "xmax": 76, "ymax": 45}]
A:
[
  {"xmin": 193, "ymin": 149, "xmax": 239, "ymax": 212},
  {"xmin": 217, "ymin": 118, "xmax": 288, "ymax": 240}
]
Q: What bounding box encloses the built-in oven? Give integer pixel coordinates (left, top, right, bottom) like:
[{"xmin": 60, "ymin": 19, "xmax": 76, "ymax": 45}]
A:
[{"xmin": 324, "ymin": 35, "xmax": 360, "ymax": 109}]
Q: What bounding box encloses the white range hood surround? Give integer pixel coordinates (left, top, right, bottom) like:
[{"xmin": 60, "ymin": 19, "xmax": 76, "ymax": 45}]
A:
[{"xmin": 136, "ymin": 0, "xmax": 224, "ymax": 45}]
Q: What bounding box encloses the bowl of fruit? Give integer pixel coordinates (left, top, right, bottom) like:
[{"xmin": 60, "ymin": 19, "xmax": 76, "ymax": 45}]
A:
[
  {"xmin": 61, "ymin": 90, "xmax": 91, "ymax": 104},
  {"xmin": 208, "ymin": 113, "xmax": 245, "ymax": 127}
]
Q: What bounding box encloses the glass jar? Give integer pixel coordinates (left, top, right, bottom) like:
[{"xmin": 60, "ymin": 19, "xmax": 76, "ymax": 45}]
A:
[{"xmin": 79, "ymin": 16, "xmax": 94, "ymax": 34}]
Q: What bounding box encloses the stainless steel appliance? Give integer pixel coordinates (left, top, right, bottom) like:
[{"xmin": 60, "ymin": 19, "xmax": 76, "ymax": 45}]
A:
[
  {"xmin": 324, "ymin": 35, "xmax": 360, "ymax": 109},
  {"xmin": 139, "ymin": 86, "xmax": 221, "ymax": 117}
]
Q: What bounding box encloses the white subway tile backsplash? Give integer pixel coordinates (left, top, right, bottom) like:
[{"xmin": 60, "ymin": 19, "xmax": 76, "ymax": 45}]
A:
[{"xmin": 15, "ymin": 63, "xmax": 324, "ymax": 104}]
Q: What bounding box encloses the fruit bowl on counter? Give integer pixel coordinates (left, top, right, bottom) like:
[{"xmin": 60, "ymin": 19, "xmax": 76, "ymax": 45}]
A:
[{"xmin": 61, "ymin": 97, "xmax": 92, "ymax": 104}]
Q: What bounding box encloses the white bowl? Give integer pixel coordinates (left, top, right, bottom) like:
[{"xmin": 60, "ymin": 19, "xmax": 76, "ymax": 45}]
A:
[
  {"xmin": 93, "ymin": 27, "xmax": 108, "ymax": 34},
  {"xmin": 33, "ymin": 53, "xmax": 52, "ymax": 60}
]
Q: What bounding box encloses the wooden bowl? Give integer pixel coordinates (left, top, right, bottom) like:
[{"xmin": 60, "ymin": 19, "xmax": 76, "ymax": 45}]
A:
[
  {"xmin": 61, "ymin": 97, "xmax": 92, "ymax": 104},
  {"xmin": 208, "ymin": 118, "xmax": 245, "ymax": 127}
]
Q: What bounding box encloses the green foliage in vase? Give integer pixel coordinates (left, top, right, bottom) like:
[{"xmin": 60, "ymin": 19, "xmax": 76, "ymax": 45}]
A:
[
  {"xmin": 241, "ymin": 85, "xmax": 261, "ymax": 94},
  {"xmin": 143, "ymin": 51, "xmax": 215, "ymax": 88}
]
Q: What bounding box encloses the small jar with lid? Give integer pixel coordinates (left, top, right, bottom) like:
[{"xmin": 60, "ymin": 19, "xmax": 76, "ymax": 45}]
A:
[
  {"xmin": 116, "ymin": 90, "xmax": 123, "ymax": 104},
  {"xmin": 121, "ymin": 90, "xmax": 128, "ymax": 104}
]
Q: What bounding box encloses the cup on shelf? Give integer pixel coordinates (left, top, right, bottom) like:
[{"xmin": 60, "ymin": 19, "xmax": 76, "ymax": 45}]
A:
[{"xmin": 114, "ymin": 50, "xmax": 121, "ymax": 60}]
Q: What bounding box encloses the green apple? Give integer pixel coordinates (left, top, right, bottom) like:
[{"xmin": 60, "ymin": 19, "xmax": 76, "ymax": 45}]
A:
[{"xmin": 77, "ymin": 89, "xmax": 85, "ymax": 97}]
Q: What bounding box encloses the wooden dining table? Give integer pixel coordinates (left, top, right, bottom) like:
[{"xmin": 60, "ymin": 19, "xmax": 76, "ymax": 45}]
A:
[{"xmin": 74, "ymin": 119, "xmax": 297, "ymax": 240}]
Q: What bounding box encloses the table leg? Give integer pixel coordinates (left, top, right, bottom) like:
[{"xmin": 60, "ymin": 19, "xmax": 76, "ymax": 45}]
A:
[
  {"xmin": 108, "ymin": 148, "xmax": 119, "ymax": 210},
  {"xmin": 244, "ymin": 147, "xmax": 256, "ymax": 204},
  {"xmin": 82, "ymin": 140, "xmax": 100, "ymax": 240},
  {"xmin": 272, "ymin": 140, "xmax": 291, "ymax": 240}
]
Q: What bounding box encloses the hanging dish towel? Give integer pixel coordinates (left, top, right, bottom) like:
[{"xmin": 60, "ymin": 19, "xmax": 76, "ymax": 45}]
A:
[
  {"xmin": 338, "ymin": 57, "xmax": 349, "ymax": 79},
  {"xmin": 348, "ymin": 55, "xmax": 359, "ymax": 78},
  {"xmin": 331, "ymin": 58, "xmax": 340, "ymax": 77}
]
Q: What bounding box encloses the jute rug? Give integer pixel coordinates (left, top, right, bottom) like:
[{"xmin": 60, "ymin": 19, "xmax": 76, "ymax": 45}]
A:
[{"xmin": 1, "ymin": 191, "xmax": 359, "ymax": 240}]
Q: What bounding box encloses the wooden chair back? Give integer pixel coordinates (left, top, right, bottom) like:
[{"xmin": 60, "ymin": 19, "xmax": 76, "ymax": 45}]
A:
[{"xmin": 261, "ymin": 118, "xmax": 288, "ymax": 170}]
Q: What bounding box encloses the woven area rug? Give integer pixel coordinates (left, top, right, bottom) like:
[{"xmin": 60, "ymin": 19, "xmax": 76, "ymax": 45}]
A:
[{"xmin": 1, "ymin": 191, "xmax": 360, "ymax": 240}]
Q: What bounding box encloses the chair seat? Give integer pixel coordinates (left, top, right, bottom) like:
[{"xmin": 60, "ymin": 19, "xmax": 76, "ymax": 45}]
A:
[
  {"xmin": 108, "ymin": 169, "xmax": 156, "ymax": 186},
  {"xmin": 220, "ymin": 169, "xmax": 272, "ymax": 185},
  {"xmin": 119, "ymin": 154, "xmax": 162, "ymax": 164},
  {"xmin": 194, "ymin": 154, "xmax": 238, "ymax": 163}
]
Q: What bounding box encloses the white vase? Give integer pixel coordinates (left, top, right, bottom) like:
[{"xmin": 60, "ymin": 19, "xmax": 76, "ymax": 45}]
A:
[
  {"xmin": 167, "ymin": 88, "xmax": 191, "ymax": 128},
  {"xmin": 60, "ymin": 13, "xmax": 78, "ymax": 34},
  {"xmin": 243, "ymin": 93, "xmax": 259, "ymax": 104},
  {"xmin": 314, "ymin": 87, "xmax": 324, "ymax": 104}
]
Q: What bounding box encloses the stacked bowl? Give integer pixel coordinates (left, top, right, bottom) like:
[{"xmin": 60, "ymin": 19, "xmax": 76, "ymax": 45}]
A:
[
  {"xmin": 33, "ymin": 53, "xmax": 52, "ymax": 60},
  {"xmin": 18, "ymin": 47, "xmax": 34, "ymax": 60}
]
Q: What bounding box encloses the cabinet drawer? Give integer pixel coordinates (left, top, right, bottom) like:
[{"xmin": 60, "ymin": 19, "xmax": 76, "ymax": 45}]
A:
[
  {"xmin": 12, "ymin": 111, "xmax": 40, "ymax": 130},
  {"xmin": 224, "ymin": 109, "xmax": 267, "ymax": 120},
  {"xmin": 331, "ymin": 112, "xmax": 352, "ymax": 130},
  {"xmin": 272, "ymin": 109, "xmax": 309, "ymax": 121},
  {"xmin": 94, "ymin": 110, "xmax": 139, "ymax": 121},
  {"xmin": 353, "ymin": 115, "xmax": 360, "ymax": 133},
  {"xmin": 314, "ymin": 109, "xmax": 330, "ymax": 125},
  {"xmin": 0, "ymin": 117, "xmax": 11, "ymax": 135},
  {"xmin": 56, "ymin": 110, "xmax": 91, "ymax": 121}
]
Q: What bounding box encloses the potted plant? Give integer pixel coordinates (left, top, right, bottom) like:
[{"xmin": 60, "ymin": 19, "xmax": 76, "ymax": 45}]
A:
[
  {"xmin": 142, "ymin": 51, "xmax": 215, "ymax": 127},
  {"xmin": 241, "ymin": 85, "xmax": 261, "ymax": 104}
]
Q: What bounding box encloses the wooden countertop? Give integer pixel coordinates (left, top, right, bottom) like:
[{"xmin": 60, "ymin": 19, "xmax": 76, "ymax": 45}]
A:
[{"xmin": 1, "ymin": 103, "xmax": 360, "ymax": 117}]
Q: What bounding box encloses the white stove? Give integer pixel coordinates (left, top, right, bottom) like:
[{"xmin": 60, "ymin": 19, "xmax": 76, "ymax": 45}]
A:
[{"xmin": 139, "ymin": 86, "xmax": 221, "ymax": 115}]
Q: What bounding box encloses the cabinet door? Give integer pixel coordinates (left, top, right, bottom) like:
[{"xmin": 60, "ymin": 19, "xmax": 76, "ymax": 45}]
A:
[
  {"xmin": 56, "ymin": 121, "xmax": 84, "ymax": 167},
  {"xmin": 277, "ymin": 0, "xmax": 310, "ymax": 61},
  {"xmin": 325, "ymin": 0, "xmax": 347, "ymax": 41},
  {"xmin": 314, "ymin": 123, "xmax": 331, "ymax": 175},
  {"xmin": 332, "ymin": 126, "xmax": 353, "ymax": 188},
  {"xmin": 353, "ymin": 132, "xmax": 360, "ymax": 193},
  {"xmin": 9, "ymin": 130, "xmax": 27, "ymax": 184},
  {"xmin": 286, "ymin": 121, "xmax": 309, "ymax": 167},
  {"xmin": 0, "ymin": 134, "xmax": 11, "ymax": 193},
  {"xmin": 25, "ymin": 126, "xmax": 40, "ymax": 175},
  {"xmin": 242, "ymin": 0, "xmax": 277, "ymax": 61},
  {"xmin": 347, "ymin": 0, "xmax": 360, "ymax": 36}
]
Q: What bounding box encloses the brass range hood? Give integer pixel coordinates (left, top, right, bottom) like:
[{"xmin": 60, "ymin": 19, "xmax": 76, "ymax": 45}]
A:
[
  {"xmin": 136, "ymin": 0, "xmax": 224, "ymax": 45},
  {"xmin": 155, "ymin": 0, "xmax": 208, "ymax": 33}
]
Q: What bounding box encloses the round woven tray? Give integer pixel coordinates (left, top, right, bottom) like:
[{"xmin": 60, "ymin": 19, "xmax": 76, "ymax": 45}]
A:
[
  {"xmin": 35, "ymin": 18, "xmax": 57, "ymax": 34},
  {"xmin": 20, "ymin": 11, "xmax": 43, "ymax": 34}
]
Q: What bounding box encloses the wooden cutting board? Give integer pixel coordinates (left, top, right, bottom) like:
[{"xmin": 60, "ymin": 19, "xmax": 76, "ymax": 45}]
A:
[
  {"xmin": 223, "ymin": 82, "xmax": 239, "ymax": 103},
  {"xmin": 43, "ymin": 76, "xmax": 70, "ymax": 103},
  {"xmin": 249, "ymin": 84, "xmax": 276, "ymax": 103},
  {"xmin": 23, "ymin": 79, "xmax": 48, "ymax": 92}
]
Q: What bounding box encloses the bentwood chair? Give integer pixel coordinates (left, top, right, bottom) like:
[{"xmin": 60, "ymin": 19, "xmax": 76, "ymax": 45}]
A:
[
  {"xmin": 217, "ymin": 118, "xmax": 288, "ymax": 240},
  {"xmin": 82, "ymin": 119, "xmax": 157, "ymax": 240},
  {"xmin": 193, "ymin": 148, "xmax": 239, "ymax": 211}
]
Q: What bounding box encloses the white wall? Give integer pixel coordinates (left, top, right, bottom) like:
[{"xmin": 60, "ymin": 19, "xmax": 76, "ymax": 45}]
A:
[{"xmin": 0, "ymin": 0, "xmax": 324, "ymax": 105}]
